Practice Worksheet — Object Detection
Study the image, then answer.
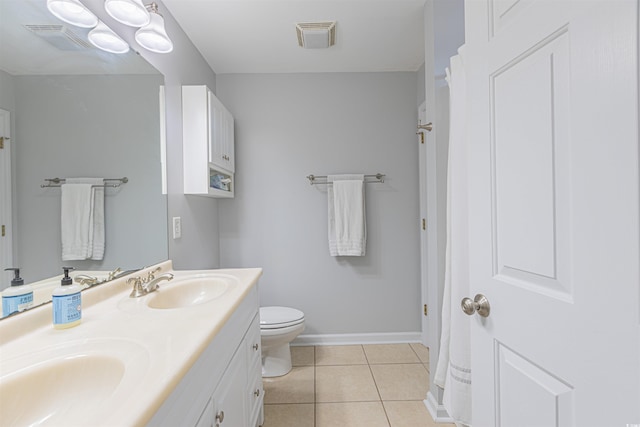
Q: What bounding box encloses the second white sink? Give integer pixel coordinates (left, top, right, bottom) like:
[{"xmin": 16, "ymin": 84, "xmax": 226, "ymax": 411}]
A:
[{"xmin": 146, "ymin": 275, "xmax": 234, "ymax": 309}]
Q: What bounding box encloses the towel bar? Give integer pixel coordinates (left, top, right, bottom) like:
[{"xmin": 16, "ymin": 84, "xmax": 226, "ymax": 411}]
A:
[
  {"xmin": 306, "ymin": 173, "xmax": 385, "ymax": 185},
  {"xmin": 41, "ymin": 177, "xmax": 129, "ymax": 188}
]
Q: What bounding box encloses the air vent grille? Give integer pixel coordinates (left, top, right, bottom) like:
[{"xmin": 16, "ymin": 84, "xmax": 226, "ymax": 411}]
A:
[
  {"xmin": 296, "ymin": 21, "xmax": 336, "ymax": 49},
  {"xmin": 24, "ymin": 24, "xmax": 92, "ymax": 50}
]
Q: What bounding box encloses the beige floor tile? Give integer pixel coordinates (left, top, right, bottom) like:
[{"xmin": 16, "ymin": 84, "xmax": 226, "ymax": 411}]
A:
[
  {"xmin": 315, "ymin": 365, "xmax": 380, "ymax": 402},
  {"xmin": 410, "ymin": 343, "xmax": 430, "ymax": 364},
  {"xmin": 315, "ymin": 345, "xmax": 367, "ymax": 365},
  {"xmin": 291, "ymin": 346, "xmax": 315, "ymax": 366},
  {"xmin": 263, "ymin": 404, "xmax": 314, "ymax": 427},
  {"xmin": 316, "ymin": 402, "xmax": 390, "ymax": 427},
  {"xmin": 383, "ymin": 401, "xmax": 456, "ymax": 427},
  {"xmin": 370, "ymin": 364, "xmax": 430, "ymax": 400},
  {"xmin": 364, "ymin": 344, "xmax": 421, "ymax": 364},
  {"xmin": 263, "ymin": 366, "xmax": 315, "ymax": 404}
]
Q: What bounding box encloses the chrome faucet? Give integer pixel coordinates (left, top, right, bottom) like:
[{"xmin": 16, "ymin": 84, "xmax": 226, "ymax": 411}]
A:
[
  {"xmin": 75, "ymin": 274, "xmax": 99, "ymax": 287},
  {"xmin": 128, "ymin": 268, "xmax": 173, "ymax": 298}
]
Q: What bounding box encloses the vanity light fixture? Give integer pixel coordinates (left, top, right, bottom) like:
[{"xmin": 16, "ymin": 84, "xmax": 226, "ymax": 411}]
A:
[
  {"xmin": 104, "ymin": 0, "xmax": 150, "ymax": 27},
  {"xmin": 88, "ymin": 20, "xmax": 130, "ymax": 54},
  {"xmin": 134, "ymin": 3, "xmax": 173, "ymax": 53},
  {"xmin": 46, "ymin": 0, "xmax": 98, "ymax": 28}
]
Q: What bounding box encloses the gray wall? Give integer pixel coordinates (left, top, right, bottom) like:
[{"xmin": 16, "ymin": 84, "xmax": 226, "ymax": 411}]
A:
[
  {"xmin": 216, "ymin": 72, "xmax": 421, "ymax": 335},
  {"xmin": 12, "ymin": 74, "xmax": 167, "ymax": 282},
  {"xmin": 83, "ymin": 0, "xmax": 221, "ymax": 270},
  {"xmin": 417, "ymin": 63, "xmax": 426, "ymax": 107},
  {"xmin": 0, "ymin": 70, "xmax": 15, "ymax": 111}
]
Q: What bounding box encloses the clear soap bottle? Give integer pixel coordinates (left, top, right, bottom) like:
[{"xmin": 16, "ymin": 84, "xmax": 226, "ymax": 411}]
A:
[
  {"xmin": 2, "ymin": 268, "xmax": 33, "ymax": 317},
  {"xmin": 52, "ymin": 267, "xmax": 82, "ymax": 329}
]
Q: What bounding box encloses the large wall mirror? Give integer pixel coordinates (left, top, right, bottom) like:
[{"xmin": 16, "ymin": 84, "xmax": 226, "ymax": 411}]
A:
[{"xmin": 0, "ymin": 0, "xmax": 168, "ymax": 308}]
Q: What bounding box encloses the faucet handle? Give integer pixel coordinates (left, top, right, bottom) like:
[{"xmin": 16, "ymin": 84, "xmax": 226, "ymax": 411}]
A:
[
  {"xmin": 128, "ymin": 276, "xmax": 146, "ymax": 298},
  {"xmin": 127, "ymin": 276, "xmax": 142, "ymax": 287},
  {"xmin": 146, "ymin": 267, "xmax": 161, "ymax": 282},
  {"xmin": 108, "ymin": 267, "xmax": 122, "ymax": 281}
]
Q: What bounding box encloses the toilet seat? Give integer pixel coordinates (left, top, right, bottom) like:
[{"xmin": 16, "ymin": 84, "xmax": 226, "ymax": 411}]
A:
[{"xmin": 260, "ymin": 306, "xmax": 304, "ymax": 330}]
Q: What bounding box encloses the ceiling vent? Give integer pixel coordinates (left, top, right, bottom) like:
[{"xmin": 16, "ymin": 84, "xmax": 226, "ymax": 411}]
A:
[
  {"xmin": 24, "ymin": 24, "xmax": 92, "ymax": 51},
  {"xmin": 296, "ymin": 21, "xmax": 336, "ymax": 49}
]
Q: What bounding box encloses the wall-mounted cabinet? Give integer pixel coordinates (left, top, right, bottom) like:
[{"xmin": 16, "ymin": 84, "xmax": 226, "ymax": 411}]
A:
[{"xmin": 183, "ymin": 85, "xmax": 235, "ymax": 198}]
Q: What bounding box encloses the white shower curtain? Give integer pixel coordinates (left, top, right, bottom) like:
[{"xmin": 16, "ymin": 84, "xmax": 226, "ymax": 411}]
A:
[{"xmin": 434, "ymin": 47, "xmax": 472, "ymax": 426}]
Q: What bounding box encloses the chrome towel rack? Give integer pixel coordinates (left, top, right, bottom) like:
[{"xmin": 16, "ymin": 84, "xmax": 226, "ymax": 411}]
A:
[
  {"xmin": 306, "ymin": 173, "xmax": 385, "ymax": 185},
  {"xmin": 41, "ymin": 177, "xmax": 129, "ymax": 188}
]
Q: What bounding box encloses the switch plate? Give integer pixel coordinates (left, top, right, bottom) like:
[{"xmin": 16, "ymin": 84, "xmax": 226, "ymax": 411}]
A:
[{"xmin": 172, "ymin": 217, "xmax": 182, "ymax": 239}]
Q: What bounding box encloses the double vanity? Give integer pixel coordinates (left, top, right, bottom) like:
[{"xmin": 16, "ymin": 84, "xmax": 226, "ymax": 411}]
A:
[{"xmin": 0, "ymin": 261, "xmax": 264, "ymax": 427}]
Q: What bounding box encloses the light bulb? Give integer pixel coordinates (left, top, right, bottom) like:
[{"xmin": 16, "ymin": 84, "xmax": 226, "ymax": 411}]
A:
[
  {"xmin": 135, "ymin": 5, "xmax": 173, "ymax": 54},
  {"xmin": 104, "ymin": 0, "xmax": 150, "ymax": 27},
  {"xmin": 47, "ymin": 0, "xmax": 98, "ymax": 28},
  {"xmin": 88, "ymin": 21, "xmax": 130, "ymax": 54}
]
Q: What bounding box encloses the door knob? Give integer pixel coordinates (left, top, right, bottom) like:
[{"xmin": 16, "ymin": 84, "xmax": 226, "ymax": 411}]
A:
[
  {"xmin": 416, "ymin": 122, "xmax": 433, "ymax": 133},
  {"xmin": 461, "ymin": 294, "xmax": 490, "ymax": 317}
]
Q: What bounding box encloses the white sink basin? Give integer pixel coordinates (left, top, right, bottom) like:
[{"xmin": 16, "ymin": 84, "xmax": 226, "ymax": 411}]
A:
[
  {"xmin": 0, "ymin": 339, "xmax": 149, "ymax": 426},
  {"xmin": 146, "ymin": 275, "xmax": 233, "ymax": 309}
]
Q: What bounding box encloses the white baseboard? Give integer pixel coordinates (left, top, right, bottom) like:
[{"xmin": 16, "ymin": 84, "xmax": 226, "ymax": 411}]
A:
[
  {"xmin": 293, "ymin": 332, "xmax": 422, "ymax": 346},
  {"xmin": 425, "ymin": 391, "xmax": 454, "ymax": 423}
]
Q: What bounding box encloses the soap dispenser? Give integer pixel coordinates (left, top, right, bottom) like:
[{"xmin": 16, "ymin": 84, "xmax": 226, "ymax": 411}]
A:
[
  {"xmin": 52, "ymin": 267, "xmax": 82, "ymax": 329},
  {"xmin": 2, "ymin": 268, "xmax": 33, "ymax": 317}
]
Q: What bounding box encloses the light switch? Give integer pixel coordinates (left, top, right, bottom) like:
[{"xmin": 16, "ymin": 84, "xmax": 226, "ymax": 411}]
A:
[{"xmin": 172, "ymin": 217, "xmax": 182, "ymax": 239}]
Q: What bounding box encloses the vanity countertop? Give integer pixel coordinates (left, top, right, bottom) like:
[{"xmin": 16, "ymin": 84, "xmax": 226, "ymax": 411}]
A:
[{"xmin": 0, "ymin": 261, "xmax": 262, "ymax": 426}]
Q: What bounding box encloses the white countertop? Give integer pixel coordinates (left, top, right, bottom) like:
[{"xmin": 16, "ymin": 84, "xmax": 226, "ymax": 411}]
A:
[{"xmin": 0, "ymin": 261, "xmax": 262, "ymax": 426}]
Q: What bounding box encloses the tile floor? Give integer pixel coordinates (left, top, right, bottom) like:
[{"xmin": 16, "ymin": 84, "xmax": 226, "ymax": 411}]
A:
[{"xmin": 261, "ymin": 343, "xmax": 456, "ymax": 427}]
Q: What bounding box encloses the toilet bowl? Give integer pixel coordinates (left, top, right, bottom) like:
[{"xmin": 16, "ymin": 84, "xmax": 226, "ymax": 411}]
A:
[{"xmin": 260, "ymin": 306, "xmax": 305, "ymax": 377}]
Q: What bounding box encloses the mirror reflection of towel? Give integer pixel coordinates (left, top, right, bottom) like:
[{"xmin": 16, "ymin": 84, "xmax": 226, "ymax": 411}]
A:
[
  {"xmin": 61, "ymin": 178, "xmax": 105, "ymax": 261},
  {"xmin": 327, "ymin": 174, "xmax": 366, "ymax": 256}
]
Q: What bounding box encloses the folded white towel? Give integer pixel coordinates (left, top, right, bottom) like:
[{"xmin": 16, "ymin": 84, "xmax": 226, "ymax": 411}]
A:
[
  {"xmin": 328, "ymin": 174, "xmax": 366, "ymax": 256},
  {"xmin": 90, "ymin": 184, "xmax": 105, "ymax": 260},
  {"xmin": 61, "ymin": 178, "xmax": 105, "ymax": 261}
]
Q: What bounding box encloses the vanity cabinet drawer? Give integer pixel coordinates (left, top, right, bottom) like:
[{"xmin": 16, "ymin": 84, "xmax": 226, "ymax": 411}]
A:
[
  {"xmin": 248, "ymin": 370, "xmax": 264, "ymax": 427},
  {"xmin": 245, "ymin": 314, "xmax": 261, "ymax": 369},
  {"xmin": 244, "ymin": 313, "xmax": 263, "ymax": 426}
]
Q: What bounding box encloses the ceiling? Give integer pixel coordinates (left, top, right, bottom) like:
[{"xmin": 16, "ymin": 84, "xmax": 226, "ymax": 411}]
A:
[
  {"xmin": 161, "ymin": 0, "xmax": 426, "ymax": 74},
  {"xmin": 0, "ymin": 0, "xmax": 158, "ymax": 75}
]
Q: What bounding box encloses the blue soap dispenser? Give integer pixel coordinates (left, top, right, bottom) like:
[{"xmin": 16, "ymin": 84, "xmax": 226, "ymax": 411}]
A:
[
  {"xmin": 2, "ymin": 268, "xmax": 33, "ymax": 317},
  {"xmin": 52, "ymin": 267, "xmax": 82, "ymax": 329}
]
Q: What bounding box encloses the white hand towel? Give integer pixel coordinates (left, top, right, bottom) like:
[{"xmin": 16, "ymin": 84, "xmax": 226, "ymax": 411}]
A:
[
  {"xmin": 90, "ymin": 184, "xmax": 105, "ymax": 260},
  {"xmin": 328, "ymin": 174, "xmax": 366, "ymax": 256},
  {"xmin": 61, "ymin": 178, "xmax": 105, "ymax": 261}
]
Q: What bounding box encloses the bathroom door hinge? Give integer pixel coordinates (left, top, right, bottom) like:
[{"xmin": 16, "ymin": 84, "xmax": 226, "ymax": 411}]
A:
[
  {"xmin": 419, "ymin": 132, "xmax": 424, "ymax": 144},
  {"xmin": 1, "ymin": 225, "xmax": 5, "ymax": 237},
  {"xmin": 422, "ymin": 218, "xmax": 426, "ymax": 230},
  {"xmin": 423, "ymin": 304, "xmax": 428, "ymax": 316}
]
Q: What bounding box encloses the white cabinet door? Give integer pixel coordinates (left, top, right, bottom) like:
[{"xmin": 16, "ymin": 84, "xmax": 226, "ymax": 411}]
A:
[
  {"xmin": 466, "ymin": 1, "xmax": 640, "ymax": 426},
  {"xmin": 208, "ymin": 91, "xmax": 234, "ymax": 173},
  {"xmin": 212, "ymin": 346, "xmax": 248, "ymax": 427}
]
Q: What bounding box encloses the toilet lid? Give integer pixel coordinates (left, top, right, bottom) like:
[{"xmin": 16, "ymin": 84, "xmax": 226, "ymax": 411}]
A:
[{"xmin": 260, "ymin": 306, "xmax": 304, "ymax": 329}]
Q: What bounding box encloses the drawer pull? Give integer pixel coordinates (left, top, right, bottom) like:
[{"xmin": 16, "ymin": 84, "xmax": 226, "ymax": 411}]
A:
[
  {"xmin": 216, "ymin": 410, "xmax": 224, "ymax": 424},
  {"xmin": 254, "ymin": 388, "xmax": 261, "ymax": 397},
  {"xmin": 252, "ymin": 343, "xmax": 259, "ymax": 351}
]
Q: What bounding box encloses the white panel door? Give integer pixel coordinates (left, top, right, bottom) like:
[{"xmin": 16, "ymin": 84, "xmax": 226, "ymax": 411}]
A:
[{"xmin": 465, "ymin": 1, "xmax": 640, "ymax": 426}]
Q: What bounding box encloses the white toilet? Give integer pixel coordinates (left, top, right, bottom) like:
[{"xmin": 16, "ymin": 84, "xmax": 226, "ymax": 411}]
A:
[{"xmin": 259, "ymin": 306, "xmax": 305, "ymax": 377}]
